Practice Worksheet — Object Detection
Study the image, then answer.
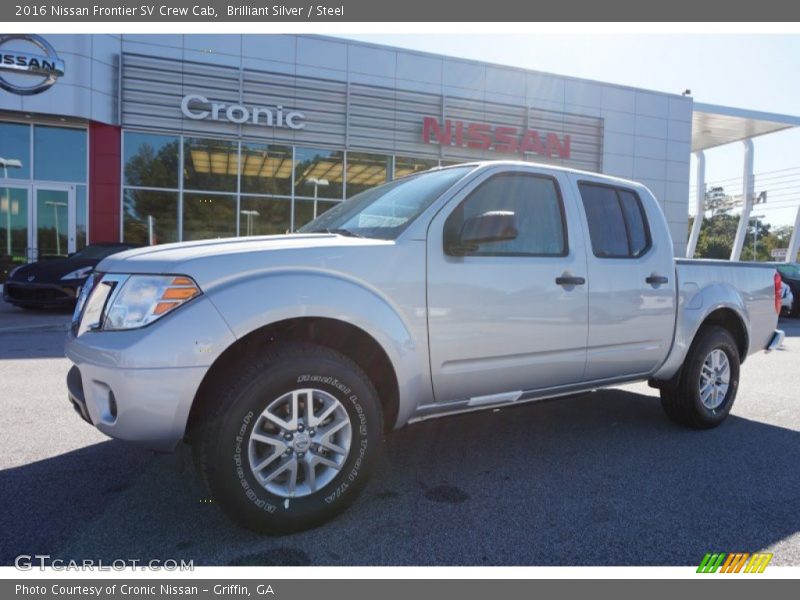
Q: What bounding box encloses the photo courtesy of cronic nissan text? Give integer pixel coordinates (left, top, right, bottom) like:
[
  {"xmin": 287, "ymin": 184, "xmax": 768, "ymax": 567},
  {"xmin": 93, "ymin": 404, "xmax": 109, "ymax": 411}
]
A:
[{"xmin": 0, "ymin": 4, "xmax": 799, "ymax": 590}]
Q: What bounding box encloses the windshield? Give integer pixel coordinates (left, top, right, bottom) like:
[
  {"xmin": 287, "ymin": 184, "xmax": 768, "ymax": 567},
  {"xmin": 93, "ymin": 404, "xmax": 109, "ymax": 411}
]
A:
[
  {"xmin": 298, "ymin": 166, "xmax": 473, "ymax": 240},
  {"xmin": 778, "ymin": 264, "xmax": 800, "ymax": 278}
]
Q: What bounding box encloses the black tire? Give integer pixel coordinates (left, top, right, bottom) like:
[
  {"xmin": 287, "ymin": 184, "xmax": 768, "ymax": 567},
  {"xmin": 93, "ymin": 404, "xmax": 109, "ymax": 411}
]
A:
[
  {"xmin": 660, "ymin": 326, "xmax": 740, "ymax": 429},
  {"xmin": 192, "ymin": 342, "xmax": 383, "ymax": 534}
]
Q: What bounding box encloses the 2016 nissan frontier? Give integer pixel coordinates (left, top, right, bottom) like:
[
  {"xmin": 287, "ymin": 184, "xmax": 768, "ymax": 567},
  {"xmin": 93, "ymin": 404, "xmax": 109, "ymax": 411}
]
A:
[{"xmin": 65, "ymin": 161, "xmax": 785, "ymax": 533}]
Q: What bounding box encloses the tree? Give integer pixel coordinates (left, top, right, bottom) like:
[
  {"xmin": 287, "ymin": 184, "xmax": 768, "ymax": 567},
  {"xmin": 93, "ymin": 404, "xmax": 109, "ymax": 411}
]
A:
[
  {"xmin": 688, "ymin": 213, "xmax": 793, "ymax": 262},
  {"xmin": 704, "ymin": 186, "xmax": 730, "ymax": 218}
]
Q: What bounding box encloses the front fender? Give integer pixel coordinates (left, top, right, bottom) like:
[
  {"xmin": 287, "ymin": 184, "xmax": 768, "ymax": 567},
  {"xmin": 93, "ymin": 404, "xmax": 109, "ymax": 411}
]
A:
[
  {"xmin": 205, "ymin": 268, "xmax": 428, "ymax": 428},
  {"xmin": 652, "ymin": 282, "xmax": 749, "ymax": 382}
]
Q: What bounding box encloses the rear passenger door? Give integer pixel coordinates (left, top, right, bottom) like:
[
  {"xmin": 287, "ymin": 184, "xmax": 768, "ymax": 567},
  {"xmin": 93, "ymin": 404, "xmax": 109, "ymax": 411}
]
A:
[{"xmin": 574, "ymin": 177, "xmax": 676, "ymax": 380}]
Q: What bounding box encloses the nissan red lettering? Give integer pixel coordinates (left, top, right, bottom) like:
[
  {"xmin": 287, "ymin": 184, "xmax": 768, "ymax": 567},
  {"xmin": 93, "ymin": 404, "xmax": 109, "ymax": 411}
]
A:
[{"xmin": 422, "ymin": 116, "xmax": 571, "ymax": 159}]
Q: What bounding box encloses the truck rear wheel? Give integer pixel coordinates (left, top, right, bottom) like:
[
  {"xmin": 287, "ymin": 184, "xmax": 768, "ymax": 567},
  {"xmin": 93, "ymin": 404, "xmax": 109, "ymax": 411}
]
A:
[
  {"xmin": 192, "ymin": 342, "xmax": 383, "ymax": 534},
  {"xmin": 660, "ymin": 326, "xmax": 740, "ymax": 429}
]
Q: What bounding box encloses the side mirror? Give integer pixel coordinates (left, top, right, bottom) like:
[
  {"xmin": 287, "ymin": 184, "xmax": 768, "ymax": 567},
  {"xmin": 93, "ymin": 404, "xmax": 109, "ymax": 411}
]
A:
[{"xmin": 448, "ymin": 210, "xmax": 518, "ymax": 255}]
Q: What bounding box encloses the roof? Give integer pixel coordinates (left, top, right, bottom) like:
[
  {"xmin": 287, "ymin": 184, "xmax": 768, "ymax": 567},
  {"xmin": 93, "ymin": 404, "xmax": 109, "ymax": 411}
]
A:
[{"xmin": 692, "ymin": 102, "xmax": 800, "ymax": 152}]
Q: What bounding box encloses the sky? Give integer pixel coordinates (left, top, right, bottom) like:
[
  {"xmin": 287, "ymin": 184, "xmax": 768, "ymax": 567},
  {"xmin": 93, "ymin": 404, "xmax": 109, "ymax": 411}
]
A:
[{"xmin": 340, "ymin": 34, "xmax": 800, "ymax": 228}]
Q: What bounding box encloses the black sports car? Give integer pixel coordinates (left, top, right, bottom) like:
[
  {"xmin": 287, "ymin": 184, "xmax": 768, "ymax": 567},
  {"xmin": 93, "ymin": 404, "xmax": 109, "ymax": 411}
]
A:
[
  {"xmin": 777, "ymin": 263, "xmax": 800, "ymax": 317},
  {"xmin": 3, "ymin": 243, "xmax": 139, "ymax": 309}
]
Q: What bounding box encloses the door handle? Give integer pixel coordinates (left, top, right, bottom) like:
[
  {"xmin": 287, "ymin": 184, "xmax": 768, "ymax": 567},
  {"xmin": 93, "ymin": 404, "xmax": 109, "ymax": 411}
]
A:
[
  {"xmin": 646, "ymin": 275, "xmax": 669, "ymax": 285},
  {"xmin": 555, "ymin": 275, "xmax": 586, "ymax": 286}
]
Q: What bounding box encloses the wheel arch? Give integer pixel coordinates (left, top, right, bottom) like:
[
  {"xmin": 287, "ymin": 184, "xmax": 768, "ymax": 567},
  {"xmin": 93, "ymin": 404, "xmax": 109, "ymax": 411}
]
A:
[
  {"xmin": 696, "ymin": 307, "xmax": 749, "ymax": 361},
  {"xmin": 186, "ymin": 316, "xmax": 401, "ymax": 438},
  {"xmin": 651, "ymin": 296, "xmax": 751, "ymax": 384}
]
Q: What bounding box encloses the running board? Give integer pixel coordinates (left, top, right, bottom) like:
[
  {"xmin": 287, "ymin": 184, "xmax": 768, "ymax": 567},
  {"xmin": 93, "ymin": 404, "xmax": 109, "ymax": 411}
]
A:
[{"xmin": 467, "ymin": 390, "xmax": 523, "ymax": 407}]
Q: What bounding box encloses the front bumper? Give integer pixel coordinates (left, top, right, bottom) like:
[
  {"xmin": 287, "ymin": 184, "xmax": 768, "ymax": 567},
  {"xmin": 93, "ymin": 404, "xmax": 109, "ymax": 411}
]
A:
[
  {"xmin": 65, "ymin": 294, "xmax": 237, "ymax": 452},
  {"xmin": 3, "ymin": 281, "xmax": 80, "ymax": 306},
  {"xmin": 65, "ymin": 360, "xmax": 208, "ymax": 451}
]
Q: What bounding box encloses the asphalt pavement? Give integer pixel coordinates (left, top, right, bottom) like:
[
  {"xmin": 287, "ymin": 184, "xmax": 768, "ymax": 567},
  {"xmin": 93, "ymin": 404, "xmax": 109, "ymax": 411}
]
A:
[{"xmin": 1, "ymin": 297, "xmax": 798, "ymax": 566}]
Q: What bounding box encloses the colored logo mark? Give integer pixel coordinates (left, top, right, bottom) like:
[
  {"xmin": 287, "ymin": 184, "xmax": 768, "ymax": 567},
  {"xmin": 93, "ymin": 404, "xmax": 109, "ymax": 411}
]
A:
[{"xmin": 697, "ymin": 552, "xmax": 773, "ymax": 573}]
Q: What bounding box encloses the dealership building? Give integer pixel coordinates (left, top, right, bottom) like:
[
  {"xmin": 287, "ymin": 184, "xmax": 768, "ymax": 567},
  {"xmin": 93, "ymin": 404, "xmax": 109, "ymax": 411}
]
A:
[{"xmin": 2, "ymin": 33, "xmax": 799, "ymax": 268}]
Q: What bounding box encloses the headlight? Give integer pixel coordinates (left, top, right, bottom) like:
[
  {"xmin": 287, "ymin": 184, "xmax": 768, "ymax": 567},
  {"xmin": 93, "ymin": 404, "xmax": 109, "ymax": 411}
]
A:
[
  {"xmin": 102, "ymin": 275, "xmax": 201, "ymax": 330},
  {"xmin": 61, "ymin": 266, "xmax": 94, "ymax": 280}
]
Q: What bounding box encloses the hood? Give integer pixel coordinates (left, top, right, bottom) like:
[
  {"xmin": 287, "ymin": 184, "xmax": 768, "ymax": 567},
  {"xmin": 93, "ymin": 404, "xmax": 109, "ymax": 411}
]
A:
[
  {"xmin": 96, "ymin": 234, "xmax": 393, "ymax": 282},
  {"xmin": 9, "ymin": 257, "xmax": 97, "ymax": 284}
]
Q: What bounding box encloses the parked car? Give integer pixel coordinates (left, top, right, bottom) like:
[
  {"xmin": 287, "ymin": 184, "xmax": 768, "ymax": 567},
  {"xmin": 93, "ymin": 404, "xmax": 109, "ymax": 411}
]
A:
[
  {"xmin": 65, "ymin": 162, "xmax": 784, "ymax": 533},
  {"xmin": 777, "ymin": 263, "xmax": 800, "ymax": 317},
  {"xmin": 780, "ymin": 281, "xmax": 794, "ymax": 316},
  {"xmin": 3, "ymin": 243, "xmax": 139, "ymax": 309}
]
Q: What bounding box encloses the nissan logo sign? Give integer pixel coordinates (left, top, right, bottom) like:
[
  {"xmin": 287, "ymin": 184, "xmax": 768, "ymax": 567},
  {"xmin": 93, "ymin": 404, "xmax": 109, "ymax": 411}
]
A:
[
  {"xmin": 180, "ymin": 94, "xmax": 306, "ymax": 130},
  {"xmin": 0, "ymin": 34, "xmax": 65, "ymax": 96}
]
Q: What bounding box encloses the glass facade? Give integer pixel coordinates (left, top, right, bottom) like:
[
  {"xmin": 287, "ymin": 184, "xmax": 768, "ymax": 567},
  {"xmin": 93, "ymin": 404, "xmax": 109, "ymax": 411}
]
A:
[
  {"xmin": 294, "ymin": 147, "xmax": 344, "ymax": 200},
  {"xmin": 122, "ymin": 189, "xmax": 179, "ymax": 245},
  {"xmin": 0, "ymin": 122, "xmax": 31, "ymax": 180},
  {"xmin": 0, "ymin": 121, "xmax": 88, "ymax": 277},
  {"xmin": 122, "ymin": 129, "xmax": 457, "ymax": 244},
  {"xmin": 123, "ymin": 132, "xmax": 180, "ymax": 189},
  {"xmin": 346, "ymin": 152, "xmax": 391, "ymax": 198},
  {"xmin": 183, "ymin": 193, "xmax": 237, "ymax": 241},
  {"xmin": 34, "ymin": 126, "xmax": 87, "ymax": 183}
]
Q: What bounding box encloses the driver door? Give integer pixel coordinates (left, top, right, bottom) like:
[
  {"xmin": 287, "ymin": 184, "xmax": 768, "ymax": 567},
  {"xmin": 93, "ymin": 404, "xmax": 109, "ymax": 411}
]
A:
[{"xmin": 426, "ymin": 166, "xmax": 590, "ymax": 404}]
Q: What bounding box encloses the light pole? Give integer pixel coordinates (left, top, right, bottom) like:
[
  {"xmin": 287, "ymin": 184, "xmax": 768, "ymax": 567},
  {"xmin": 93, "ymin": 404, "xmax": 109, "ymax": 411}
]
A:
[
  {"xmin": 0, "ymin": 157, "xmax": 23, "ymax": 258},
  {"xmin": 240, "ymin": 209, "xmax": 260, "ymax": 236},
  {"xmin": 751, "ymin": 214, "xmax": 765, "ymax": 261},
  {"xmin": 306, "ymin": 177, "xmax": 329, "ymax": 219},
  {"xmin": 45, "ymin": 200, "xmax": 67, "ymax": 256}
]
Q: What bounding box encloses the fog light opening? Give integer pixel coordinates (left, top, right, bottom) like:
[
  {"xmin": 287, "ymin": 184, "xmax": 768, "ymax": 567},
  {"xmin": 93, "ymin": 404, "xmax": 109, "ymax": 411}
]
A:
[{"xmin": 108, "ymin": 390, "xmax": 118, "ymax": 420}]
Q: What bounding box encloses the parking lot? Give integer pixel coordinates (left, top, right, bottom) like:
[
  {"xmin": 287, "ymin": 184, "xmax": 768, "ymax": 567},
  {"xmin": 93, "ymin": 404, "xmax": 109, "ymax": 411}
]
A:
[{"xmin": 0, "ymin": 297, "xmax": 798, "ymax": 567}]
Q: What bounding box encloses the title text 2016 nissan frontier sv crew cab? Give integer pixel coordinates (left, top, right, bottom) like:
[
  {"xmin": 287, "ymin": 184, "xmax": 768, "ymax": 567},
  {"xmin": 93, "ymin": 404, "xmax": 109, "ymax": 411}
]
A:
[{"xmin": 65, "ymin": 162, "xmax": 784, "ymax": 533}]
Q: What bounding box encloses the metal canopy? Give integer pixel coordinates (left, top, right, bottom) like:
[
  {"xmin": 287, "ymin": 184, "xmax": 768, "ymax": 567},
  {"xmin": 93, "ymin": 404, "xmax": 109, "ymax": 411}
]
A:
[{"xmin": 692, "ymin": 102, "xmax": 800, "ymax": 152}]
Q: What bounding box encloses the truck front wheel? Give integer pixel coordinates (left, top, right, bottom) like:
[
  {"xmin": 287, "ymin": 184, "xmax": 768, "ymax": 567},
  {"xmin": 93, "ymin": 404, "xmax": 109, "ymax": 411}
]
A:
[
  {"xmin": 660, "ymin": 326, "xmax": 741, "ymax": 429},
  {"xmin": 192, "ymin": 342, "xmax": 383, "ymax": 534}
]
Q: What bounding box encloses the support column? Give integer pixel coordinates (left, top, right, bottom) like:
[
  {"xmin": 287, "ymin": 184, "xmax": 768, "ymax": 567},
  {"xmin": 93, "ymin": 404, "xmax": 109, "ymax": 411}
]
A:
[
  {"xmin": 730, "ymin": 139, "xmax": 754, "ymax": 261},
  {"xmin": 786, "ymin": 205, "xmax": 800, "ymax": 263},
  {"xmin": 686, "ymin": 150, "xmax": 705, "ymax": 258},
  {"xmin": 88, "ymin": 121, "xmax": 122, "ymax": 243}
]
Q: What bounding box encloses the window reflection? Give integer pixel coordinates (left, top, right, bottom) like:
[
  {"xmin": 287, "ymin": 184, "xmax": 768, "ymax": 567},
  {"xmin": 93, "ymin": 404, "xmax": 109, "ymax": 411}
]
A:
[
  {"xmin": 394, "ymin": 155, "xmax": 438, "ymax": 179},
  {"xmin": 124, "ymin": 132, "xmax": 180, "ymax": 189},
  {"xmin": 76, "ymin": 185, "xmax": 87, "ymax": 250},
  {"xmin": 34, "ymin": 126, "xmax": 87, "ymax": 183},
  {"xmin": 184, "ymin": 138, "xmax": 238, "ymax": 192},
  {"xmin": 294, "ymin": 147, "xmax": 344, "ymax": 199},
  {"xmin": 240, "ymin": 143, "xmax": 293, "ymax": 196},
  {"xmin": 346, "ymin": 152, "xmax": 390, "ymax": 198},
  {"xmin": 0, "ymin": 122, "xmax": 31, "ymax": 180},
  {"xmin": 183, "ymin": 193, "xmax": 237, "ymax": 241},
  {"xmin": 240, "ymin": 196, "xmax": 291, "ymax": 236},
  {"xmin": 123, "ymin": 189, "xmax": 179, "ymax": 245},
  {"xmin": 36, "ymin": 189, "xmax": 70, "ymax": 258},
  {"xmin": 295, "ymin": 198, "xmax": 338, "ymax": 229},
  {"xmin": 1, "ymin": 187, "xmax": 28, "ymax": 270}
]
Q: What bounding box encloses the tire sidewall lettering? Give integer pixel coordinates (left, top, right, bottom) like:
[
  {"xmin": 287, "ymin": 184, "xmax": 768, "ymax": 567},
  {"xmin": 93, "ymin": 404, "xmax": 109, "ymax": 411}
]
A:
[
  {"xmin": 233, "ymin": 410, "xmax": 277, "ymax": 513},
  {"xmin": 233, "ymin": 371, "xmax": 371, "ymax": 511}
]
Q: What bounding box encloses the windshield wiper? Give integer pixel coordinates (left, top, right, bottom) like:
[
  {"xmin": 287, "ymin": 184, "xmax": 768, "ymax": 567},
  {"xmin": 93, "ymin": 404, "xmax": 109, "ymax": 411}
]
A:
[{"xmin": 315, "ymin": 228, "xmax": 365, "ymax": 238}]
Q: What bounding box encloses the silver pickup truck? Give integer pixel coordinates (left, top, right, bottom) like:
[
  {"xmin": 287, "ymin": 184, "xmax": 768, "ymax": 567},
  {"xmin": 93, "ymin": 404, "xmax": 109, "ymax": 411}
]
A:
[{"xmin": 65, "ymin": 161, "xmax": 784, "ymax": 533}]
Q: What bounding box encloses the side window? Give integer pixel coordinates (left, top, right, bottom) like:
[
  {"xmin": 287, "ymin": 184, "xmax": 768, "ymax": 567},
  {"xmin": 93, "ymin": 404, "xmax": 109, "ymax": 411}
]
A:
[
  {"xmin": 618, "ymin": 190, "xmax": 649, "ymax": 257},
  {"xmin": 445, "ymin": 173, "xmax": 567, "ymax": 256},
  {"xmin": 578, "ymin": 183, "xmax": 650, "ymax": 258}
]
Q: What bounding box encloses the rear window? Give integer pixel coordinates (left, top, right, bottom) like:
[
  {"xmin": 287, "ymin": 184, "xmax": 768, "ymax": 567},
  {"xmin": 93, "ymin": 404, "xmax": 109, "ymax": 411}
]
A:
[{"xmin": 579, "ymin": 183, "xmax": 651, "ymax": 258}]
